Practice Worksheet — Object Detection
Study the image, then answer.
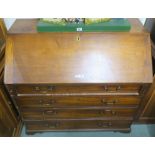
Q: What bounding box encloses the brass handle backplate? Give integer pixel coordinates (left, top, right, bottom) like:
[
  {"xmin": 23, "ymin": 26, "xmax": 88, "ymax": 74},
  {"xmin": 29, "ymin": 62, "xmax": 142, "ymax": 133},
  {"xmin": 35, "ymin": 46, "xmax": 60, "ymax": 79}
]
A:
[
  {"xmin": 97, "ymin": 122, "xmax": 112, "ymax": 127},
  {"xmin": 103, "ymin": 86, "xmax": 121, "ymax": 92},
  {"xmin": 39, "ymin": 99, "xmax": 56, "ymax": 106},
  {"xmin": 45, "ymin": 122, "xmax": 59, "ymax": 129},
  {"xmin": 99, "ymin": 110, "xmax": 116, "ymax": 115},
  {"xmin": 44, "ymin": 110, "xmax": 57, "ymax": 115},
  {"xmin": 34, "ymin": 86, "xmax": 55, "ymax": 92},
  {"xmin": 101, "ymin": 99, "xmax": 117, "ymax": 105}
]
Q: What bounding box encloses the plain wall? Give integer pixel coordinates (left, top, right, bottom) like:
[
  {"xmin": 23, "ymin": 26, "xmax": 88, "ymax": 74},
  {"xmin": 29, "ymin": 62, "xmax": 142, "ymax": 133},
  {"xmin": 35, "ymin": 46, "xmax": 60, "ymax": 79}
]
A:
[{"xmin": 3, "ymin": 18, "xmax": 16, "ymax": 30}]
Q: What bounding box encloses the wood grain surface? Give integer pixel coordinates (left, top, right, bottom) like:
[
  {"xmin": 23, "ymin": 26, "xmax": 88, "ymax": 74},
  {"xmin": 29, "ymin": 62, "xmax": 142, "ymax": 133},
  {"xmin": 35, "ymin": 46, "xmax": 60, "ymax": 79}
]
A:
[{"xmin": 4, "ymin": 33, "xmax": 153, "ymax": 84}]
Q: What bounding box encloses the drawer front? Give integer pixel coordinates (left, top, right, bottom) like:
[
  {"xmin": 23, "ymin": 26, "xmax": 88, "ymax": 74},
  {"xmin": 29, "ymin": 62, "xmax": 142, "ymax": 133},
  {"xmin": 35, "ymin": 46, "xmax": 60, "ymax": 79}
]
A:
[
  {"xmin": 9, "ymin": 84, "xmax": 142, "ymax": 95},
  {"xmin": 21, "ymin": 108, "xmax": 136, "ymax": 121},
  {"xmin": 26, "ymin": 120, "xmax": 132, "ymax": 131},
  {"xmin": 15, "ymin": 96, "xmax": 140, "ymax": 108}
]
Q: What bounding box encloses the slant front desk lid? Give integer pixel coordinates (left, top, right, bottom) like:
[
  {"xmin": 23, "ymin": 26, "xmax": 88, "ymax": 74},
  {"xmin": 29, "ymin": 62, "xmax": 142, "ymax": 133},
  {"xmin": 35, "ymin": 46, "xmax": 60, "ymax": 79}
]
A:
[{"xmin": 4, "ymin": 33, "xmax": 153, "ymax": 84}]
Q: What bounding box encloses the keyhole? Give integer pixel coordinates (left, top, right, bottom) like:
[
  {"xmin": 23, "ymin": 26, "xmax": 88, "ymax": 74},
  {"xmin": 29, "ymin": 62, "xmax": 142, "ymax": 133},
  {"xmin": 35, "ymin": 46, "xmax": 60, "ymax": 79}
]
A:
[{"xmin": 77, "ymin": 36, "xmax": 80, "ymax": 41}]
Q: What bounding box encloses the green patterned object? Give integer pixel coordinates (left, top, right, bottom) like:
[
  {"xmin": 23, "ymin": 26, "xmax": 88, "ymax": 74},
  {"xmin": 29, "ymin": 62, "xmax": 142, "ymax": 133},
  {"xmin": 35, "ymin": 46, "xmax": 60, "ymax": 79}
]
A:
[
  {"xmin": 41, "ymin": 18, "xmax": 66, "ymax": 25},
  {"xmin": 85, "ymin": 18, "xmax": 111, "ymax": 24},
  {"xmin": 37, "ymin": 18, "xmax": 131, "ymax": 32}
]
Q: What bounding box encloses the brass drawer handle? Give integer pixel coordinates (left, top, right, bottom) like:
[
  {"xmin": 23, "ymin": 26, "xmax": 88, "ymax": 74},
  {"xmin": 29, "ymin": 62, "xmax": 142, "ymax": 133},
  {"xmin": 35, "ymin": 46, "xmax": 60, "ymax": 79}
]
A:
[
  {"xmin": 34, "ymin": 86, "xmax": 55, "ymax": 92},
  {"xmin": 104, "ymin": 86, "xmax": 108, "ymax": 91},
  {"xmin": 45, "ymin": 122, "xmax": 59, "ymax": 129},
  {"xmin": 116, "ymin": 86, "xmax": 121, "ymax": 91},
  {"xmin": 39, "ymin": 100, "xmax": 43, "ymax": 103},
  {"xmin": 44, "ymin": 110, "xmax": 57, "ymax": 115},
  {"xmin": 101, "ymin": 99, "xmax": 117, "ymax": 105},
  {"xmin": 34, "ymin": 86, "xmax": 40, "ymax": 91},
  {"xmin": 111, "ymin": 111, "xmax": 116, "ymax": 115},
  {"xmin": 104, "ymin": 86, "xmax": 121, "ymax": 91},
  {"xmin": 97, "ymin": 122, "xmax": 112, "ymax": 127},
  {"xmin": 98, "ymin": 110, "xmax": 105, "ymax": 115},
  {"xmin": 39, "ymin": 100, "xmax": 56, "ymax": 106},
  {"xmin": 47, "ymin": 86, "xmax": 55, "ymax": 91},
  {"xmin": 99, "ymin": 110, "xmax": 116, "ymax": 115}
]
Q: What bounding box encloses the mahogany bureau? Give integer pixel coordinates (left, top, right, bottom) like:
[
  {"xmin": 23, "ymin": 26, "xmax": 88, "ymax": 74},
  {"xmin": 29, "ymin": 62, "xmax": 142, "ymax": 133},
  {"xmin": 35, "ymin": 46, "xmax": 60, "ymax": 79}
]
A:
[{"xmin": 4, "ymin": 19, "xmax": 153, "ymax": 134}]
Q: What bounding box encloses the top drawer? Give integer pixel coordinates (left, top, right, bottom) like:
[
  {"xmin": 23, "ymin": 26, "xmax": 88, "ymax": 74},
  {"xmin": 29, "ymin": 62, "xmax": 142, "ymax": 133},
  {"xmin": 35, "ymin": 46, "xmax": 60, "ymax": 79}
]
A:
[{"xmin": 7, "ymin": 84, "xmax": 143, "ymax": 96}]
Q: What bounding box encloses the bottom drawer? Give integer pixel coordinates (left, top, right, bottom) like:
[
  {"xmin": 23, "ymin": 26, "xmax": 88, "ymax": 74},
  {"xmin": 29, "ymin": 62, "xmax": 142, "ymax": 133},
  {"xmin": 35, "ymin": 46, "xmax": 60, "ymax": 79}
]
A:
[
  {"xmin": 25, "ymin": 120, "xmax": 132, "ymax": 132},
  {"xmin": 22, "ymin": 108, "xmax": 136, "ymax": 121}
]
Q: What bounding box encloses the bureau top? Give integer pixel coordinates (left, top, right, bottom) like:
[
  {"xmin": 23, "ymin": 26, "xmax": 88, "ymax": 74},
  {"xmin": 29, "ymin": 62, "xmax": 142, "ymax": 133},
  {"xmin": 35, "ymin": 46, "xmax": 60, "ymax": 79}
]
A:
[{"xmin": 4, "ymin": 33, "xmax": 153, "ymax": 84}]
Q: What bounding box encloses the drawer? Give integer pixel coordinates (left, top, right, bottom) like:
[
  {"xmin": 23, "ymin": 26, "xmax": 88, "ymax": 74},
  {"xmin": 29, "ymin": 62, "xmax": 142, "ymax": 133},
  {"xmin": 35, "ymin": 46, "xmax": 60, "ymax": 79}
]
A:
[
  {"xmin": 15, "ymin": 96, "xmax": 140, "ymax": 108},
  {"xmin": 8, "ymin": 84, "xmax": 142, "ymax": 95},
  {"xmin": 21, "ymin": 107, "xmax": 136, "ymax": 121},
  {"xmin": 26, "ymin": 120, "xmax": 132, "ymax": 132}
]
